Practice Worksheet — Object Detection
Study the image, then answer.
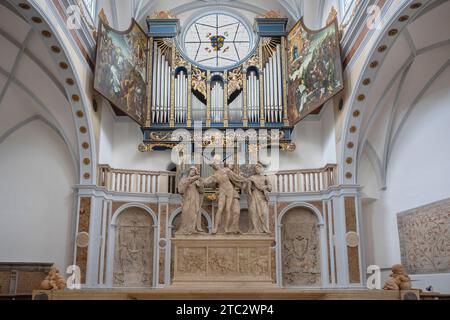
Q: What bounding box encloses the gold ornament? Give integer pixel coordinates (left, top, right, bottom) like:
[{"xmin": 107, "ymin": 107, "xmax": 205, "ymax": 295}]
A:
[
  {"xmin": 192, "ymin": 67, "xmax": 207, "ymax": 99},
  {"xmin": 227, "ymin": 67, "xmax": 243, "ymax": 98}
]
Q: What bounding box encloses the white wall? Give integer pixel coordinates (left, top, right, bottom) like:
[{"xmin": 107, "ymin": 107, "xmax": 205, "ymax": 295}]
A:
[
  {"xmin": 359, "ymin": 67, "xmax": 450, "ymax": 293},
  {"xmin": 98, "ymin": 101, "xmax": 114, "ymax": 165},
  {"xmin": 0, "ymin": 120, "xmax": 76, "ymax": 271},
  {"xmin": 275, "ymin": 106, "xmax": 337, "ymax": 171},
  {"xmin": 111, "ymin": 118, "xmax": 172, "ymax": 171}
]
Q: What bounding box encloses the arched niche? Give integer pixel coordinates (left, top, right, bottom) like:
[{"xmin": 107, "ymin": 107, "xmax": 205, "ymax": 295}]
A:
[
  {"xmin": 109, "ymin": 204, "xmax": 157, "ymax": 287},
  {"xmin": 279, "ymin": 205, "xmax": 324, "ymax": 287}
]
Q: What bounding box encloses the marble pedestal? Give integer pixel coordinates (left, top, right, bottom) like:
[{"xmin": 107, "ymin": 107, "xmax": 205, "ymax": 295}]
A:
[{"xmin": 172, "ymin": 235, "xmax": 275, "ymax": 285}]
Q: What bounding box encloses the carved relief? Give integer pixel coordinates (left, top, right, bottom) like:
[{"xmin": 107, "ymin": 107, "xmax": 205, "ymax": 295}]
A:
[
  {"xmin": 176, "ymin": 247, "xmax": 207, "ymax": 275},
  {"xmin": 281, "ymin": 208, "xmax": 321, "ymax": 286},
  {"xmin": 208, "ymin": 248, "xmax": 238, "ymax": 276},
  {"xmin": 174, "ymin": 50, "xmax": 189, "ymax": 68},
  {"xmin": 239, "ymin": 248, "xmax": 270, "ymax": 276},
  {"xmin": 398, "ymin": 199, "xmax": 450, "ymax": 274},
  {"xmin": 243, "ymin": 50, "xmax": 260, "ymax": 68},
  {"xmin": 192, "ymin": 67, "xmax": 207, "ymax": 98},
  {"xmin": 170, "ymin": 213, "xmax": 209, "ymax": 279},
  {"xmin": 227, "ymin": 67, "xmax": 243, "ymax": 98},
  {"xmin": 171, "ymin": 237, "xmax": 274, "ymax": 283},
  {"xmin": 113, "ymin": 208, "xmax": 154, "ymax": 287}
]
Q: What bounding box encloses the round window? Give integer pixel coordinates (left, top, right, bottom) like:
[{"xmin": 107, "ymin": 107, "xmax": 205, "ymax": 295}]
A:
[{"xmin": 181, "ymin": 12, "xmax": 255, "ymax": 70}]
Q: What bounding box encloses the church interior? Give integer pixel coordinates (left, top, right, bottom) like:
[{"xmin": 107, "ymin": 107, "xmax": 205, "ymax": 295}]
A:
[{"xmin": 0, "ymin": 0, "xmax": 449, "ymax": 301}]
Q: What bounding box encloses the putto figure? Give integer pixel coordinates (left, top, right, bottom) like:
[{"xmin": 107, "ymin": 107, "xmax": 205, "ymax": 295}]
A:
[
  {"xmin": 383, "ymin": 264, "xmax": 412, "ymax": 290},
  {"xmin": 176, "ymin": 166, "xmax": 205, "ymax": 235},
  {"xmin": 40, "ymin": 265, "xmax": 66, "ymax": 290}
]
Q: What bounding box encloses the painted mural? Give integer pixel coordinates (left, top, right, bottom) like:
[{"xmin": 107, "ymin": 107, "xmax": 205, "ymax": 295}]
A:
[
  {"xmin": 94, "ymin": 20, "xmax": 147, "ymax": 124},
  {"xmin": 287, "ymin": 18, "xmax": 343, "ymax": 123}
]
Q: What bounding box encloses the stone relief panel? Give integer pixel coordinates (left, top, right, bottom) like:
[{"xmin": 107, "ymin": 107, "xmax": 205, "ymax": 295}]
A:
[
  {"xmin": 176, "ymin": 247, "xmax": 207, "ymax": 276},
  {"xmin": 239, "ymin": 248, "xmax": 270, "ymax": 276},
  {"xmin": 170, "ymin": 213, "xmax": 210, "ymax": 279},
  {"xmin": 398, "ymin": 199, "xmax": 450, "ymax": 274},
  {"xmin": 281, "ymin": 208, "xmax": 321, "ymax": 287},
  {"xmin": 208, "ymin": 248, "xmax": 238, "ymax": 276},
  {"xmin": 113, "ymin": 208, "xmax": 154, "ymax": 287}
]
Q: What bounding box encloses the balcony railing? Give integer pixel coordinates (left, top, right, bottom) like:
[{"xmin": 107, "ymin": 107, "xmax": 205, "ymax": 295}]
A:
[
  {"xmin": 97, "ymin": 164, "xmax": 337, "ymax": 195},
  {"xmin": 269, "ymin": 164, "xmax": 337, "ymax": 193},
  {"xmin": 97, "ymin": 165, "xmax": 177, "ymax": 194}
]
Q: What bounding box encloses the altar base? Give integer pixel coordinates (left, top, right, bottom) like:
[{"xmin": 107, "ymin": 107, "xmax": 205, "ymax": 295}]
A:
[
  {"xmin": 172, "ymin": 235, "xmax": 275, "ymax": 285},
  {"xmin": 32, "ymin": 288, "xmax": 409, "ymax": 300}
]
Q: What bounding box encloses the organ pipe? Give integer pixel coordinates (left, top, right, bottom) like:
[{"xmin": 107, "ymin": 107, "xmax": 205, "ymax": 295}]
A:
[
  {"xmin": 151, "ymin": 42, "xmax": 284, "ymax": 126},
  {"xmin": 151, "ymin": 42, "xmax": 174, "ymax": 124},
  {"xmin": 261, "ymin": 44, "xmax": 283, "ymax": 123}
]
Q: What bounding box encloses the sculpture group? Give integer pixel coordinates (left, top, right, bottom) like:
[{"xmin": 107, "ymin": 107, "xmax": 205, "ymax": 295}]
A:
[{"xmin": 176, "ymin": 163, "xmax": 272, "ymax": 236}]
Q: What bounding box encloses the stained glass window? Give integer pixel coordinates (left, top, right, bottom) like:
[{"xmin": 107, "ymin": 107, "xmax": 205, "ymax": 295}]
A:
[{"xmin": 182, "ymin": 12, "xmax": 253, "ymax": 70}]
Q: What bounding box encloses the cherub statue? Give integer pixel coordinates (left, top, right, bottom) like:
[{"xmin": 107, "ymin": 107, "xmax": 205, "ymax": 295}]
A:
[
  {"xmin": 383, "ymin": 264, "xmax": 412, "ymax": 290},
  {"xmin": 40, "ymin": 265, "xmax": 66, "ymax": 290}
]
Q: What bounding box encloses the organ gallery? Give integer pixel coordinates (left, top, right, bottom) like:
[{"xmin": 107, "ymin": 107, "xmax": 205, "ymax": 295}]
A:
[{"xmin": 0, "ymin": 0, "xmax": 449, "ymax": 302}]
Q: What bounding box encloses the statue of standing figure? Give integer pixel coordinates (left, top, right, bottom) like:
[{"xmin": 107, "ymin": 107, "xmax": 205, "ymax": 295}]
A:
[
  {"xmin": 203, "ymin": 162, "xmax": 247, "ymax": 234},
  {"xmin": 176, "ymin": 162, "xmax": 272, "ymax": 235},
  {"xmin": 176, "ymin": 166, "xmax": 206, "ymax": 235},
  {"xmin": 245, "ymin": 163, "xmax": 272, "ymax": 234}
]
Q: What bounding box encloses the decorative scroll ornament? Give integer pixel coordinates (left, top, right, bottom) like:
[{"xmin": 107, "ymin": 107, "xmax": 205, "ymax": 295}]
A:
[
  {"xmin": 174, "ymin": 50, "xmax": 189, "ymax": 68},
  {"xmin": 138, "ymin": 142, "xmax": 177, "ymax": 152},
  {"xmin": 227, "ymin": 67, "xmax": 243, "ymax": 98},
  {"xmin": 149, "ymin": 131, "xmax": 172, "ymax": 141},
  {"xmin": 280, "ymin": 142, "xmax": 297, "ymax": 152},
  {"xmin": 244, "ymin": 51, "xmax": 260, "ymax": 69},
  {"xmin": 150, "ymin": 10, "xmax": 176, "ymax": 19},
  {"xmin": 192, "ymin": 67, "xmax": 207, "ymax": 98}
]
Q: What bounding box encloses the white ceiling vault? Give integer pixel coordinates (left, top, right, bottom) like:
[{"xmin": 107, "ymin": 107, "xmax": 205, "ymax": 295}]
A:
[
  {"xmin": 98, "ymin": 0, "xmax": 327, "ymax": 31},
  {"xmin": 353, "ymin": 0, "xmax": 450, "ymax": 190},
  {"xmin": 0, "ymin": 3, "xmax": 79, "ymax": 175}
]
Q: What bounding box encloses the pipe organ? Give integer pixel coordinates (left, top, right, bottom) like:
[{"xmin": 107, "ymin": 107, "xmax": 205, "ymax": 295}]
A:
[
  {"xmin": 210, "ymin": 82, "xmax": 224, "ymax": 123},
  {"xmin": 263, "ymin": 44, "xmax": 283, "ymax": 123},
  {"xmin": 174, "ymin": 70, "xmax": 188, "ymax": 124},
  {"xmin": 141, "ymin": 17, "xmax": 295, "ymax": 151},
  {"xmin": 246, "ymin": 71, "xmax": 260, "ymax": 123},
  {"xmin": 151, "ymin": 44, "xmax": 172, "ymax": 124}
]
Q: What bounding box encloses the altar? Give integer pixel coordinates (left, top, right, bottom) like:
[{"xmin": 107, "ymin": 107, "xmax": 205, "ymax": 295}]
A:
[{"xmin": 172, "ymin": 235, "xmax": 275, "ymax": 285}]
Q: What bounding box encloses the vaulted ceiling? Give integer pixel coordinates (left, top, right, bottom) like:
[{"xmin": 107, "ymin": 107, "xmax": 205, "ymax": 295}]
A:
[
  {"xmin": 356, "ymin": 0, "xmax": 450, "ymax": 193},
  {"xmin": 97, "ymin": 0, "xmax": 329, "ymax": 31},
  {"xmin": 0, "ymin": 3, "xmax": 79, "ymax": 174}
]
